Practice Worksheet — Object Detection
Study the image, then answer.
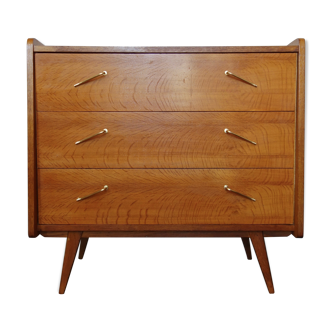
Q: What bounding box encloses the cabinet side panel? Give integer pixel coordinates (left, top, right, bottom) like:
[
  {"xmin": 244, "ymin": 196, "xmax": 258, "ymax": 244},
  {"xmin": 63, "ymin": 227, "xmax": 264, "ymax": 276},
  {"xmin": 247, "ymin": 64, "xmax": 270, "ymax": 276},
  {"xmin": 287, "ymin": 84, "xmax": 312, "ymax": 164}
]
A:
[
  {"xmin": 294, "ymin": 39, "xmax": 305, "ymax": 238},
  {"xmin": 27, "ymin": 39, "xmax": 38, "ymax": 237}
]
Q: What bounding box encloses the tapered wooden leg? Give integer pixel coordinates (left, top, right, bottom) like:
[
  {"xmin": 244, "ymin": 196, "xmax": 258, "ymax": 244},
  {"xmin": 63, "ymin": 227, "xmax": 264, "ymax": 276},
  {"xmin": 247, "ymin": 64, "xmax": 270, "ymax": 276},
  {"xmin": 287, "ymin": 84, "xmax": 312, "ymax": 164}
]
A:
[
  {"xmin": 78, "ymin": 238, "xmax": 89, "ymax": 260},
  {"xmin": 241, "ymin": 237, "xmax": 252, "ymax": 260},
  {"xmin": 249, "ymin": 232, "xmax": 275, "ymax": 294},
  {"xmin": 59, "ymin": 232, "xmax": 82, "ymax": 294}
]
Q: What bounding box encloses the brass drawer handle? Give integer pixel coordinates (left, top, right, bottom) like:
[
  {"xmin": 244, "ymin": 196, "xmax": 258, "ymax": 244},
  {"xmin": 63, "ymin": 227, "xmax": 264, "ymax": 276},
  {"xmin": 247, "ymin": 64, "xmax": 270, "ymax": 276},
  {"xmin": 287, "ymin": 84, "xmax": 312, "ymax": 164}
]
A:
[
  {"xmin": 77, "ymin": 185, "xmax": 108, "ymax": 202},
  {"xmin": 225, "ymin": 70, "xmax": 257, "ymax": 87},
  {"xmin": 75, "ymin": 129, "xmax": 108, "ymax": 145},
  {"xmin": 224, "ymin": 128, "xmax": 256, "ymax": 145},
  {"xmin": 74, "ymin": 71, "xmax": 107, "ymax": 87},
  {"xmin": 224, "ymin": 185, "xmax": 256, "ymax": 202}
]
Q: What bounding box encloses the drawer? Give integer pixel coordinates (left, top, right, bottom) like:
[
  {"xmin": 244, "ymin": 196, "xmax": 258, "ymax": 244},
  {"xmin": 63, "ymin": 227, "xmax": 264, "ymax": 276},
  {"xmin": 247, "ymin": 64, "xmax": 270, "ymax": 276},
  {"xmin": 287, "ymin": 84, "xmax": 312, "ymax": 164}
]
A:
[
  {"xmin": 35, "ymin": 53, "xmax": 296, "ymax": 112},
  {"xmin": 37, "ymin": 112, "xmax": 294, "ymax": 169},
  {"xmin": 38, "ymin": 169, "xmax": 294, "ymax": 225}
]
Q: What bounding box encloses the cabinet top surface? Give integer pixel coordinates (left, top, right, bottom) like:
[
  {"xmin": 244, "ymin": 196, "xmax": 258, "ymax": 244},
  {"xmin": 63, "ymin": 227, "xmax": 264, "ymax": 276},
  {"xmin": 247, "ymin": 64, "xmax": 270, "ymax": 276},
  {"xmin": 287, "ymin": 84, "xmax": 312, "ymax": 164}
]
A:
[
  {"xmin": 29, "ymin": 38, "xmax": 303, "ymax": 53},
  {"xmin": 26, "ymin": 36, "xmax": 305, "ymax": 53},
  {"xmin": 33, "ymin": 45, "xmax": 299, "ymax": 53}
]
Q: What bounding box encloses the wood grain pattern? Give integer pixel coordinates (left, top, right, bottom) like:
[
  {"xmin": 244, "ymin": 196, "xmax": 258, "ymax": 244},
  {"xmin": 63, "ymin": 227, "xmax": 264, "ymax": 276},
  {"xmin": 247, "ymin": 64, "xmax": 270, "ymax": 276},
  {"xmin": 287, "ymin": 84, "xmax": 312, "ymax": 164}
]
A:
[
  {"xmin": 34, "ymin": 45, "xmax": 299, "ymax": 53},
  {"xmin": 37, "ymin": 112, "xmax": 295, "ymax": 169},
  {"xmin": 29, "ymin": 39, "xmax": 303, "ymax": 294},
  {"xmin": 38, "ymin": 169, "xmax": 294, "ymax": 225},
  {"xmin": 25, "ymin": 38, "xmax": 38, "ymax": 238},
  {"xmin": 292, "ymin": 39, "xmax": 305, "ymax": 238},
  {"xmin": 39, "ymin": 230, "xmax": 292, "ymax": 237},
  {"xmin": 35, "ymin": 53, "xmax": 297, "ymax": 112},
  {"xmin": 38, "ymin": 224, "xmax": 294, "ymax": 232}
]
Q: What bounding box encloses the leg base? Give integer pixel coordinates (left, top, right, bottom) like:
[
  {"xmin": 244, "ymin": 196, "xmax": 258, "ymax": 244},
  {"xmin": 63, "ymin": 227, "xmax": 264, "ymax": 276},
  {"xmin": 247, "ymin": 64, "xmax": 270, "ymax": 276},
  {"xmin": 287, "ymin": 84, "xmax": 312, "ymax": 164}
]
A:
[
  {"xmin": 250, "ymin": 232, "xmax": 275, "ymax": 294},
  {"xmin": 59, "ymin": 232, "xmax": 82, "ymax": 294},
  {"xmin": 241, "ymin": 237, "xmax": 252, "ymax": 260},
  {"xmin": 78, "ymin": 238, "xmax": 89, "ymax": 260},
  {"xmin": 267, "ymin": 290, "xmax": 276, "ymax": 296}
]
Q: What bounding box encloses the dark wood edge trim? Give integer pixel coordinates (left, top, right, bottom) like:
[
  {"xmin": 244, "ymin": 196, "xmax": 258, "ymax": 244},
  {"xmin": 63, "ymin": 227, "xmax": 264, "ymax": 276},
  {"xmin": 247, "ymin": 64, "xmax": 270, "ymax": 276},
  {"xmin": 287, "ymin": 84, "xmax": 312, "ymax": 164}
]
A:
[
  {"xmin": 40, "ymin": 231, "xmax": 292, "ymax": 238},
  {"xmin": 27, "ymin": 39, "xmax": 43, "ymax": 238},
  {"xmin": 33, "ymin": 46, "xmax": 299, "ymax": 53},
  {"xmin": 292, "ymin": 39, "xmax": 305, "ymax": 238},
  {"xmin": 38, "ymin": 224, "xmax": 294, "ymax": 232}
]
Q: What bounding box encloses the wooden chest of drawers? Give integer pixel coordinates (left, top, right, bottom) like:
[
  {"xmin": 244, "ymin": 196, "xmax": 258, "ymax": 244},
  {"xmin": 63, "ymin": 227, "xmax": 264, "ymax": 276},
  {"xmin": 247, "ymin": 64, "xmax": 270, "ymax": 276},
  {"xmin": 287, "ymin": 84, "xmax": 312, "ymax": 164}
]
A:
[{"xmin": 27, "ymin": 38, "xmax": 305, "ymax": 294}]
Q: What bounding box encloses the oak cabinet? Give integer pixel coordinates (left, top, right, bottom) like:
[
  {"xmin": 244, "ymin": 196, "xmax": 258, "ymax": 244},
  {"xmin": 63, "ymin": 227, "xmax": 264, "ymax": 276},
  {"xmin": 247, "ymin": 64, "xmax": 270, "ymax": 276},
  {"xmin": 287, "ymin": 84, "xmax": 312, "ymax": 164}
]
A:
[{"xmin": 28, "ymin": 39, "xmax": 305, "ymax": 294}]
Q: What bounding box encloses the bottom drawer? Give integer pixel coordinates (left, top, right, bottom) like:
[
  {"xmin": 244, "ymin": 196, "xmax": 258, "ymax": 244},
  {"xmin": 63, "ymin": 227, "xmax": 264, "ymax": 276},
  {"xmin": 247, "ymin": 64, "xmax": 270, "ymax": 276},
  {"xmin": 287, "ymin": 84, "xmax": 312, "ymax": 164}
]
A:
[{"xmin": 38, "ymin": 169, "xmax": 294, "ymax": 225}]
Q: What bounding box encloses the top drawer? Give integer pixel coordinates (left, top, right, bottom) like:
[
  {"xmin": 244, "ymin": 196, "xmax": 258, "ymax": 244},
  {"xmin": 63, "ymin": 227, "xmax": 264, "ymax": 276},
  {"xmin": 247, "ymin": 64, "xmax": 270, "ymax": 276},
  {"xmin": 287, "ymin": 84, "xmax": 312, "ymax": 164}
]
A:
[{"xmin": 35, "ymin": 53, "xmax": 297, "ymax": 112}]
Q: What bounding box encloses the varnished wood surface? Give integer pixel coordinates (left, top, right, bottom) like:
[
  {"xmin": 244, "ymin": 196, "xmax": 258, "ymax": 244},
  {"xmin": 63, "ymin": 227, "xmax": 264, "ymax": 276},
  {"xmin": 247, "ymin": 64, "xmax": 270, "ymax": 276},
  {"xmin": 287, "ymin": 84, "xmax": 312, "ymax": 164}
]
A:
[
  {"xmin": 37, "ymin": 112, "xmax": 295, "ymax": 169},
  {"xmin": 58, "ymin": 232, "xmax": 82, "ymax": 296},
  {"xmin": 240, "ymin": 237, "xmax": 252, "ymax": 262},
  {"xmin": 38, "ymin": 224, "xmax": 294, "ymax": 232},
  {"xmin": 29, "ymin": 39, "xmax": 303, "ymax": 295},
  {"xmin": 25, "ymin": 38, "xmax": 38, "ymax": 238},
  {"xmin": 30, "ymin": 38, "xmax": 43, "ymax": 47},
  {"xmin": 40, "ymin": 231, "xmax": 292, "ymax": 237},
  {"xmin": 288, "ymin": 39, "xmax": 301, "ymax": 46},
  {"xmin": 38, "ymin": 169, "xmax": 294, "ymax": 225},
  {"xmin": 34, "ymin": 45, "xmax": 299, "ymax": 53},
  {"xmin": 293, "ymin": 39, "xmax": 305, "ymax": 238},
  {"xmin": 77, "ymin": 237, "xmax": 89, "ymax": 262},
  {"xmin": 35, "ymin": 53, "xmax": 296, "ymax": 112},
  {"xmin": 250, "ymin": 232, "xmax": 276, "ymax": 296}
]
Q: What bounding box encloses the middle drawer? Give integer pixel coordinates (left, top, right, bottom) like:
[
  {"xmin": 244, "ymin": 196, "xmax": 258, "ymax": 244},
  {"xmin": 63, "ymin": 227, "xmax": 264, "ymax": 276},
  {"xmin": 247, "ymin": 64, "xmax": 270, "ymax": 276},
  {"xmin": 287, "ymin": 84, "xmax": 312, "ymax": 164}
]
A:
[{"xmin": 37, "ymin": 112, "xmax": 294, "ymax": 169}]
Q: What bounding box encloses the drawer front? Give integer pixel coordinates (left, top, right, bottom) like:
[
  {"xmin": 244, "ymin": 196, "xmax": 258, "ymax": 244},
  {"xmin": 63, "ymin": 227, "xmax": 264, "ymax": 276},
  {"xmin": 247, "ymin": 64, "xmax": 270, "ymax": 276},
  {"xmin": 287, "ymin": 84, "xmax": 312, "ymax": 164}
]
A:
[
  {"xmin": 37, "ymin": 112, "xmax": 295, "ymax": 169},
  {"xmin": 35, "ymin": 53, "xmax": 296, "ymax": 112},
  {"xmin": 38, "ymin": 169, "xmax": 294, "ymax": 225}
]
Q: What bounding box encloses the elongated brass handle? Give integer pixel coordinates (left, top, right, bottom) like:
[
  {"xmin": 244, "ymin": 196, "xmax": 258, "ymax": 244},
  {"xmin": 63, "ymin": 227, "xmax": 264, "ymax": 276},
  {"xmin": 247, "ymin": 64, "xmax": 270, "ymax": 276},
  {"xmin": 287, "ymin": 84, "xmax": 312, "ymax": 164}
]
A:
[
  {"xmin": 74, "ymin": 71, "xmax": 107, "ymax": 87},
  {"xmin": 77, "ymin": 185, "xmax": 108, "ymax": 202},
  {"xmin": 224, "ymin": 185, "xmax": 256, "ymax": 202},
  {"xmin": 225, "ymin": 70, "xmax": 257, "ymax": 87},
  {"xmin": 224, "ymin": 128, "xmax": 256, "ymax": 145},
  {"xmin": 75, "ymin": 129, "xmax": 108, "ymax": 145}
]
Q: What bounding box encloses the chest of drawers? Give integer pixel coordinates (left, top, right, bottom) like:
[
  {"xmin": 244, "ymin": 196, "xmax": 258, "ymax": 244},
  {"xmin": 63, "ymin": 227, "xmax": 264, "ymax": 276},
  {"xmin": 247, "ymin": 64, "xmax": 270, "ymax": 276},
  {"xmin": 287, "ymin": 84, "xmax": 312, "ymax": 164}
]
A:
[{"xmin": 27, "ymin": 38, "xmax": 305, "ymax": 294}]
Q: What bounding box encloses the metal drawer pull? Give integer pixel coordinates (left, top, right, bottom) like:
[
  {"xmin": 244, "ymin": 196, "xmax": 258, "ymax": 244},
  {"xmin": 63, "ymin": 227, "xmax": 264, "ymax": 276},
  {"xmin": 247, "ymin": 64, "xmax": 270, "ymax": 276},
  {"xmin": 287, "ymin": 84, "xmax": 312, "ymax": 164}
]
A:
[
  {"xmin": 224, "ymin": 185, "xmax": 256, "ymax": 202},
  {"xmin": 77, "ymin": 185, "xmax": 108, "ymax": 202},
  {"xmin": 224, "ymin": 128, "xmax": 256, "ymax": 145},
  {"xmin": 74, "ymin": 71, "xmax": 107, "ymax": 87},
  {"xmin": 225, "ymin": 70, "xmax": 257, "ymax": 87},
  {"xmin": 75, "ymin": 129, "xmax": 108, "ymax": 145}
]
